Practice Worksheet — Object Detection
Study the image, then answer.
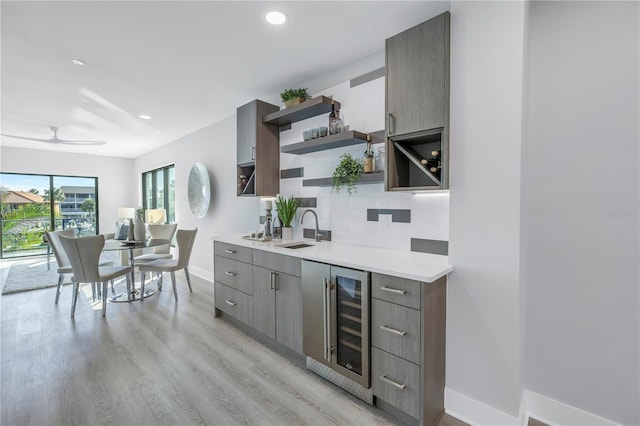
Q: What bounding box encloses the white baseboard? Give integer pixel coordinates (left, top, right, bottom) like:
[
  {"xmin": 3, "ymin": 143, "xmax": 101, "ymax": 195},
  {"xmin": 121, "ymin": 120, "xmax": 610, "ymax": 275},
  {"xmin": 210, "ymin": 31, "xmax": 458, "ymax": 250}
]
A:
[
  {"xmin": 524, "ymin": 390, "xmax": 619, "ymax": 426},
  {"xmin": 445, "ymin": 387, "xmax": 619, "ymax": 426},
  {"xmin": 445, "ymin": 388, "xmax": 521, "ymax": 425},
  {"xmin": 189, "ymin": 265, "xmax": 213, "ymax": 283}
]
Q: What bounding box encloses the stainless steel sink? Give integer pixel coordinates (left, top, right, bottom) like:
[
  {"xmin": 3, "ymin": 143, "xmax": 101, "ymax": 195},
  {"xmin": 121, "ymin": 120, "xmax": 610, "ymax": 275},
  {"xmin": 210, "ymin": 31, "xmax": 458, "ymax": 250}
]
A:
[{"xmin": 274, "ymin": 242, "xmax": 314, "ymax": 249}]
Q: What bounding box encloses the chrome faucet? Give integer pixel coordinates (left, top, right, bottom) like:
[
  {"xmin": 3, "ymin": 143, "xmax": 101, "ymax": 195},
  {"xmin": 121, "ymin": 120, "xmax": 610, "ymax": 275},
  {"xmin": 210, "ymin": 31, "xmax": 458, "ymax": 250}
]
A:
[{"xmin": 301, "ymin": 209, "xmax": 322, "ymax": 242}]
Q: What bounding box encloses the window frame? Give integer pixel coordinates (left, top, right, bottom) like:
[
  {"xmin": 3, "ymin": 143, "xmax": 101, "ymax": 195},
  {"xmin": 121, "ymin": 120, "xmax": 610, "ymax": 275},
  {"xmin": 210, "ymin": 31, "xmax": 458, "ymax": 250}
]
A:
[{"xmin": 142, "ymin": 164, "xmax": 175, "ymax": 223}]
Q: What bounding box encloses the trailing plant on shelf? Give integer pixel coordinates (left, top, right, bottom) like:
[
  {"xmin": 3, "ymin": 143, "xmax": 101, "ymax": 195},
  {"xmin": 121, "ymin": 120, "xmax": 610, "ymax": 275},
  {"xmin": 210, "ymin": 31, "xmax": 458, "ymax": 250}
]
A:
[
  {"xmin": 274, "ymin": 195, "xmax": 299, "ymax": 227},
  {"xmin": 333, "ymin": 153, "xmax": 364, "ymax": 195},
  {"xmin": 280, "ymin": 88, "xmax": 311, "ymax": 108}
]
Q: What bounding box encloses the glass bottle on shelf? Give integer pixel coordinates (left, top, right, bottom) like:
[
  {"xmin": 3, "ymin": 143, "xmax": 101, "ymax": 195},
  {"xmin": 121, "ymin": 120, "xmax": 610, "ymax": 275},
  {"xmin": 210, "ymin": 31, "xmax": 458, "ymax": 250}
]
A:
[
  {"xmin": 363, "ymin": 136, "xmax": 375, "ymax": 173},
  {"xmin": 328, "ymin": 102, "xmax": 336, "ymax": 134},
  {"xmin": 329, "ymin": 106, "xmax": 344, "ymax": 135}
]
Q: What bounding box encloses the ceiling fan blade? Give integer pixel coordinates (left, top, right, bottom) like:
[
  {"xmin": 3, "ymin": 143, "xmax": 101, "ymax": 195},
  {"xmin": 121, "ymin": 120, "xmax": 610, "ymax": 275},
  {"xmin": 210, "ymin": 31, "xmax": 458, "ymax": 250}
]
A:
[
  {"xmin": 0, "ymin": 133, "xmax": 51, "ymax": 142},
  {"xmin": 53, "ymin": 139, "xmax": 106, "ymax": 146}
]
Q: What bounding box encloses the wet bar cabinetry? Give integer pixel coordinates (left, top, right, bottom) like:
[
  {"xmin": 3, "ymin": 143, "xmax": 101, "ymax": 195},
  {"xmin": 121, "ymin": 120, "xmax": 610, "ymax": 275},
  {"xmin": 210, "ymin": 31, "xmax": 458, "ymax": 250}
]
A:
[
  {"xmin": 236, "ymin": 100, "xmax": 280, "ymax": 196},
  {"xmin": 370, "ymin": 272, "xmax": 446, "ymax": 425},
  {"xmin": 213, "ymin": 242, "xmax": 303, "ymax": 355},
  {"xmin": 386, "ymin": 11, "xmax": 450, "ymax": 191}
]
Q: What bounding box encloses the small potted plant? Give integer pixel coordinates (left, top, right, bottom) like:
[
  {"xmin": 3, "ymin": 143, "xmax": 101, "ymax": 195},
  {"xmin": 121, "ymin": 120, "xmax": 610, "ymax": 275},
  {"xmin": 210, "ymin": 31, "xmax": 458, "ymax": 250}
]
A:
[
  {"xmin": 280, "ymin": 88, "xmax": 311, "ymax": 108},
  {"xmin": 274, "ymin": 195, "xmax": 299, "ymax": 240},
  {"xmin": 333, "ymin": 153, "xmax": 364, "ymax": 195},
  {"xmin": 133, "ymin": 207, "xmax": 146, "ymax": 241}
]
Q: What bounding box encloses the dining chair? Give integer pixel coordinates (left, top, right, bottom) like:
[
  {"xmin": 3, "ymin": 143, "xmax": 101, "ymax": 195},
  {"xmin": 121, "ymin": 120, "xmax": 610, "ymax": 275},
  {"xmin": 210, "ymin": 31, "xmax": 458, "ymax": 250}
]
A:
[
  {"xmin": 134, "ymin": 223, "xmax": 177, "ymax": 263},
  {"xmin": 45, "ymin": 229, "xmax": 114, "ymax": 304},
  {"xmin": 139, "ymin": 228, "xmax": 197, "ymax": 301},
  {"xmin": 60, "ymin": 234, "xmax": 133, "ymax": 317}
]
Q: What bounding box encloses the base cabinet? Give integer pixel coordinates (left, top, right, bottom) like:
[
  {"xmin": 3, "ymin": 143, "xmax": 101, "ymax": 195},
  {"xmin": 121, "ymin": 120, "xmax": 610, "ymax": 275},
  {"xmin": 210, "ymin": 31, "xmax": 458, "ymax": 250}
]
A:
[
  {"xmin": 214, "ymin": 242, "xmax": 303, "ymax": 356},
  {"xmin": 371, "ymin": 272, "xmax": 446, "ymax": 426},
  {"xmin": 252, "ymin": 265, "xmax": 303, "ymax": 354}
]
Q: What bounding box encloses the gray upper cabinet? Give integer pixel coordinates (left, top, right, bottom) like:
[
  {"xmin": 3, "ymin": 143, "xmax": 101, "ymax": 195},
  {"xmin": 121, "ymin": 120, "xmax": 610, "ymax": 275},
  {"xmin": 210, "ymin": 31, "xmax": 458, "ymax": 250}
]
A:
[
  {"xmin": 385, "ymin": 12, "xmax": 449, "ymax": 137},
  {"xmin": 236, "ymin": 99, "xmax": 280, "ymax": 197},
  {"xmin": 237, "ymin": 101, "xmax": 258, "ymax": 165},
  {"xmin": 385, "ymin": 11, "xmax": 450, "ymax": 192}
]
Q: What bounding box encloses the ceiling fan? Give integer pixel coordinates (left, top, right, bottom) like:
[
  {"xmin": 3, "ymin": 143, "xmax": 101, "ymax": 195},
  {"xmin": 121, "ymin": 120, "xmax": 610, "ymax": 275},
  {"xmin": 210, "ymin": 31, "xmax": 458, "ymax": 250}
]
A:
[{"xmin": 1, "ymin": 126, "xmax": 106, "ymax": 145}]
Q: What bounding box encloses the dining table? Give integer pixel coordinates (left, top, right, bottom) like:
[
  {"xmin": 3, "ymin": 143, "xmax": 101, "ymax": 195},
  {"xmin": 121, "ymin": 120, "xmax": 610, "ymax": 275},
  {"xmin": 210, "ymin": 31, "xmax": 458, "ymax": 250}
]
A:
[{"xmin": 102, "ymin": 238, "xmax": 171, "ymax": 302}]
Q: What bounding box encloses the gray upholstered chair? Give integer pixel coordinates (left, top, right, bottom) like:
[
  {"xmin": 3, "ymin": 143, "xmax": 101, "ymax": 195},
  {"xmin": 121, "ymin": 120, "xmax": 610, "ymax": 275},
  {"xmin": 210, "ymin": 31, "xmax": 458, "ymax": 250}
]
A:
[
  {"xmin": 139, "ymin": 228, "xmax": 197, "ymax": 301},
  {"xmin": 60, "ymin": 234, "xmax": 133, "ymax": 317},
  {"xmin": 45, "ymin": 229, "xmax": 114, "ymax": 304},
  {"xmin": 133, "ymin": 223, "xmax": 177, "ymax": 263}
]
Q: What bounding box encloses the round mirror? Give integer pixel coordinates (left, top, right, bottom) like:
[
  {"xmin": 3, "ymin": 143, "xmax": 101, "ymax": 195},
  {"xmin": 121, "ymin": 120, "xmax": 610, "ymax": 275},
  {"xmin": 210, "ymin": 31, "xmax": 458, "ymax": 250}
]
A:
[{"xmin": 188, "ymin": 163, "xmax": 211, "ymax": 218}]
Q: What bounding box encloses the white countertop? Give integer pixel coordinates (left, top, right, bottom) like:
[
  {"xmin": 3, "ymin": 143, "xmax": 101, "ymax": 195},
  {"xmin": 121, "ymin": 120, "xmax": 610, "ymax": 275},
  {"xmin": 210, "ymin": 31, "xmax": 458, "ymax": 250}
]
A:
[{"xmin": 213, "ymin": 235, "xmax": 452, "ymax": 283}]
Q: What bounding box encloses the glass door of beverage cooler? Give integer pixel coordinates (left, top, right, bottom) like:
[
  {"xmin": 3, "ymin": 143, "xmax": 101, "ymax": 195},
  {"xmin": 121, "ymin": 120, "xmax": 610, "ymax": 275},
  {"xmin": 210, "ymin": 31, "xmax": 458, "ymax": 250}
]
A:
[{"xmin": 331, "ymin": 266, "xmax": 369, "ymax": 388}]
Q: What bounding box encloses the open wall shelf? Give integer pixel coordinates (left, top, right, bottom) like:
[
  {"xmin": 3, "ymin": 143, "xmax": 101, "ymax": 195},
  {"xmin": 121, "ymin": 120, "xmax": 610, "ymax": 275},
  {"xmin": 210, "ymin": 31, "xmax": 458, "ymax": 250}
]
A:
[
  {"xmin": 263, "ymin": 96, "xmax": 340, "ymax": 128},
  {"xmin": 303, "ymin": 172, "xmax": 384, "ymax": 187},
  {"xmin": 281, "ymin": 129, "xmax": 386, "ymax": 155},
  {"xmin": 281, "ymin": 131, "xmax": 368, "ymax": 155}
]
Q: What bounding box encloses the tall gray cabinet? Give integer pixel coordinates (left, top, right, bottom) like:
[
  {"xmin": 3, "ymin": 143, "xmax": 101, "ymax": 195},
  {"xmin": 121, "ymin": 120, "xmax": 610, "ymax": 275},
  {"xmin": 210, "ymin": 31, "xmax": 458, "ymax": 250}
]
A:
[
  {"xmin": 385, "ymin": 11, "xmax": 450, "ymax": 191},
  {"xmin": 237, "ymin": 99, "xmax": 280, "ymax": 196}
]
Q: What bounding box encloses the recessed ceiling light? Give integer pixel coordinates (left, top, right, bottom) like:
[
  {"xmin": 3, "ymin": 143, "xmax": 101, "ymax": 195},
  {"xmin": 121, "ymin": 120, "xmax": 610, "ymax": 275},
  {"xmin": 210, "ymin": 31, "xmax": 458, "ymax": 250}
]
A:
[
  {"xmin": 71, "ymin": 58, "xmax": 85, "ymax": 66},
  {"xmin": 265, "ymin": 11, "xmax": 287, "ymax": 25},
  {"xmin": 139, "ymin": 114, "xmax": 152, "ymax": 120}
]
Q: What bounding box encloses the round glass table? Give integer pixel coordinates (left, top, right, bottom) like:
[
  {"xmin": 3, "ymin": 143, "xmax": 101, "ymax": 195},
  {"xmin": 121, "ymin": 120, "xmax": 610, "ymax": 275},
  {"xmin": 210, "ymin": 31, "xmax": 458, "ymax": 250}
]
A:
[{"xmin": 103, "ymin": 238, "xmax": 171, "ymax": 302}]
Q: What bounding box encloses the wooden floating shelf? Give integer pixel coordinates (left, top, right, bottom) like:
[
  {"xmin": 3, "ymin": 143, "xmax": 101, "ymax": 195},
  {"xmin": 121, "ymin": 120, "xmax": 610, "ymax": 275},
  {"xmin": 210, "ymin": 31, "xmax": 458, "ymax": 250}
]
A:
[
  {"xmin": 303, "ymin": 172, "xmax": 384, "ymax": 187},
  {"xmin": 263, "ymin": 96, "xmax": 340, "ymax": 127},
  {"xmin": 281, "ymin": 131, "xmax": 368, "ymax": 155}
]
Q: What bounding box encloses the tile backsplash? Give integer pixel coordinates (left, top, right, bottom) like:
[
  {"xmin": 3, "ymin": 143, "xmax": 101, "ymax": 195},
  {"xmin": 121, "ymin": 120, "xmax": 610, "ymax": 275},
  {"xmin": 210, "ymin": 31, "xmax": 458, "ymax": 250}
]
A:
[{"xmin": 262, "ymin": 77, "xmax": 449, "ymax": 252}]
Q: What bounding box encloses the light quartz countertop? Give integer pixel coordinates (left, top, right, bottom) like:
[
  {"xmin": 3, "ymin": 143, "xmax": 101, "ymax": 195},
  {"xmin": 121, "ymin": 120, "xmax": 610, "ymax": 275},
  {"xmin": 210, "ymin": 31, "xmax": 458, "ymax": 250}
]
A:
[{"xmin": 213, "ymin": 235, "xmax": 452, "ymax": 283}]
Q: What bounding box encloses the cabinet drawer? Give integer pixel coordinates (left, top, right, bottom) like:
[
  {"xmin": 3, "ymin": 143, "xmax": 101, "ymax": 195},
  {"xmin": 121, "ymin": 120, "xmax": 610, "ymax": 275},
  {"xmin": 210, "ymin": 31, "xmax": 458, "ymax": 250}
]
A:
[
  {"xmin": 214, "ymin": 256, "xmax": 253, "ymax": 294},
  {"xmin": 215, "ymin": 282, "xmax": 253, "ymax": 326},
  {"xmin": 372, "ymin": 347, "xmax": 420, "ymax": 420},
  {"xmin": 253, "ymin": 249, "xmax": 301, "ymax": 277},
  {"xmin": 214, "ymin": 241, "xmax": 252, "ymax": 264},
  {"xmin": 372, "ymin": 298, "xmax": 421, "ymax": 364},
  {"xmin": 372, "ymin": 273, "xmax": 421, "ymax": 310}
]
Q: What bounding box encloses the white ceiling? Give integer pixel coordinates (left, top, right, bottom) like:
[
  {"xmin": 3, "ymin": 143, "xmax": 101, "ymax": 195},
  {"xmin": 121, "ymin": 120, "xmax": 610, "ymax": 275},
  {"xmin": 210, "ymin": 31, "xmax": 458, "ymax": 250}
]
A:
[{"xmin": 1, "ymin": 1, "xmax": 448, "ymax": 158}]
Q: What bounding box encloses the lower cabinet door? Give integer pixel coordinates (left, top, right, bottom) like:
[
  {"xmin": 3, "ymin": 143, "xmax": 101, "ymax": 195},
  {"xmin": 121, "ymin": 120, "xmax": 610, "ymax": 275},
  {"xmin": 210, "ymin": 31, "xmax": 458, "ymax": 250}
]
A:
[
  {"xmin": 252, "ymin": 266, "xmax": 276, "ymax": 339},
  {"xmin": 275, "ymin": 272, "xmax": 303, "ymax": 354},
  {"xmin": 214, "ymin": 282, "xmax": 253, "ymax": 326},
  {"xmin": 371, "ymin": 347, "xmax": 420, "ymax": 420}
]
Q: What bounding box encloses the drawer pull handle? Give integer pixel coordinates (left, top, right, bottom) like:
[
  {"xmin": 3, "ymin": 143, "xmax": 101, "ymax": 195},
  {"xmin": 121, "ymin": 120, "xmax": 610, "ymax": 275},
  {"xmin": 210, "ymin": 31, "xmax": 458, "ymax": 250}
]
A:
[
  {"xmin": 380, "ymin": 324, "xmax": 407, "ymax": 336},
  {"xmin": 224, "ymin": 271, "xmax": 237, "ymax": 277},
  {"xmin": 224, "ymin": 249, "xmax": 236, "ymax": 254},
  {"xmin": 380, "ymin": 286, "xmax": 406, "ymax": 295},
  {"xmin": 380, "ymin": 375, "xmax": 405, "ymax": 390},
  {"xmin": 225, "ymin": 300, "xmax": 237, "ymax": 306}
]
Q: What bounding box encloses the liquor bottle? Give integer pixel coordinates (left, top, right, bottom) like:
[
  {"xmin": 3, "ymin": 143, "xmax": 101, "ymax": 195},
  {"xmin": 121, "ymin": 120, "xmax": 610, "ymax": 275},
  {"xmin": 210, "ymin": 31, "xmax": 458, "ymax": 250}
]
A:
[
  {"xmin": 363, "ymin": 136, "xmax": 375, "ymax": 173},
  {"xmin": 329, "ymin": 106, "xmax": 344, "ymax": 135},
  {"xmin": 273, "ymin": 210, "xmax": 281, "ymax": 239},
  {"xmin": 328, "ymin": 102, "xmax": 336, "ymax": 134}
]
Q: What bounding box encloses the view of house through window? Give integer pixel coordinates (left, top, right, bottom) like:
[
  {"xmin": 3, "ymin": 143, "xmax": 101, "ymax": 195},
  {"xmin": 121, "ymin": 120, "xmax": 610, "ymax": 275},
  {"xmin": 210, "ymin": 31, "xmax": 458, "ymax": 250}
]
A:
[
  {"xmin": 142, "ymin": 165, "xmax": 175, "ymax": 223},
  {"xmin": 0, "ymin": 173, "xmax": 99, "ymax": 259}
]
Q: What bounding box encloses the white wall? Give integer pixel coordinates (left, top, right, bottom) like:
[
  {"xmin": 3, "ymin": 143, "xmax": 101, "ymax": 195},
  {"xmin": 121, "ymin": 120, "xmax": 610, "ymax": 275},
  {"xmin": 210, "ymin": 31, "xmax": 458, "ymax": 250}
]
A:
[
  {"xmin": 447, "ymin": 0, "xmax": 526, "ymax": 419},
  {"xmin": 278, "ymin": 77, "xmax": 449, "ymax": 251},
  {"xmin": 523, "ymin": 2, "xmax": 639, "ymax": 425},
  {"xmin": 0, "ymin": 146, "xmax": 135, "ymax": 233},
  {"xmin": 133, "ymin": 116, "xmax": 259, "ymax": 281}
]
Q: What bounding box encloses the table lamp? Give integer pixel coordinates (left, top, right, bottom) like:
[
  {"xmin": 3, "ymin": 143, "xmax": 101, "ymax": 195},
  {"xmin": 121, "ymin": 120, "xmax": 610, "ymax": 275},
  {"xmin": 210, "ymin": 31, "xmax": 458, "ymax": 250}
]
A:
[{"xmin": 145, "ymin": 209, "xmax": 166, "ymax": 224}]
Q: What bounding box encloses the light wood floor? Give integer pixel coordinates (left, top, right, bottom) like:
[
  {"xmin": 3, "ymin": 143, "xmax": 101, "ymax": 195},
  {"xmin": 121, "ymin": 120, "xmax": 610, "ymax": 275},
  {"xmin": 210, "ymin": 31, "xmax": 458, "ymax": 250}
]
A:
[{"xmin": 1, "ymin": 271, "xmax": 466, "ymax": 426}]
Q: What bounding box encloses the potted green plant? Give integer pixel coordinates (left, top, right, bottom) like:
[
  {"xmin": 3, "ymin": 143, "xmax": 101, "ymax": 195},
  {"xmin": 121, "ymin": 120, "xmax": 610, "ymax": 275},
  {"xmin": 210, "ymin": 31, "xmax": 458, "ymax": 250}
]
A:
[
  {"xmin": 274, "ymin": 195, "xmax": 299, "ymax": 240},
  {"xmin": 333, "ymin": 153, "xmax": 364, "ymax": 195},
  {"xmin": 280, "ymin": 88, "xmax": 311, "ymax": 108}
]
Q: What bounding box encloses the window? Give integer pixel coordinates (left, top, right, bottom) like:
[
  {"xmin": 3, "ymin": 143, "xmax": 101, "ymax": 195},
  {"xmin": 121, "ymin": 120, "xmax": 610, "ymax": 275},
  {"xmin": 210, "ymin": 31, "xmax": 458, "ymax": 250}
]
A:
[
  {"xmin": 142, "ymin": 165, "xmax": 175, "ymax": 223},
  {"xmin": 0, "ymin": 173, "xmax": 99, "ymax": 259}
]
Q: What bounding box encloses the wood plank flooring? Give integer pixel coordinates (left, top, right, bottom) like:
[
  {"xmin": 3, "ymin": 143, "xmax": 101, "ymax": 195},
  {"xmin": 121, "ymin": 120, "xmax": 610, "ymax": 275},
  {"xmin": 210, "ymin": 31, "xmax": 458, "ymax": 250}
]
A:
[{"xmin": 1, "ymin": 270, "xmax": 466, "ymax": 426}]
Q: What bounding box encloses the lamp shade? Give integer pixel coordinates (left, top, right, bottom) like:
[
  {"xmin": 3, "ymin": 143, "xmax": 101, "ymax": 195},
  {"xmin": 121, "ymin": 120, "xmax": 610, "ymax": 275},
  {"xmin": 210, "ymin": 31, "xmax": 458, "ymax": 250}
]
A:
[
  {"xmin": 145, "ymin": 209, "xmax": 166, "ymax": 224},
  {"xmin": 117, "ymin": 207, "xmax": 135, "ymax": 219}
]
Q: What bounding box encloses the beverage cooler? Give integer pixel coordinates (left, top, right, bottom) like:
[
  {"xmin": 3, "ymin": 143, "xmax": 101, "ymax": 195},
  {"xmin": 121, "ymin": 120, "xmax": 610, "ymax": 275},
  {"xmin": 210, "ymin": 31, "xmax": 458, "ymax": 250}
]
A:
[{"xmin": 302, "ymin": 260, "xmax": 370, "ymax": 388}]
